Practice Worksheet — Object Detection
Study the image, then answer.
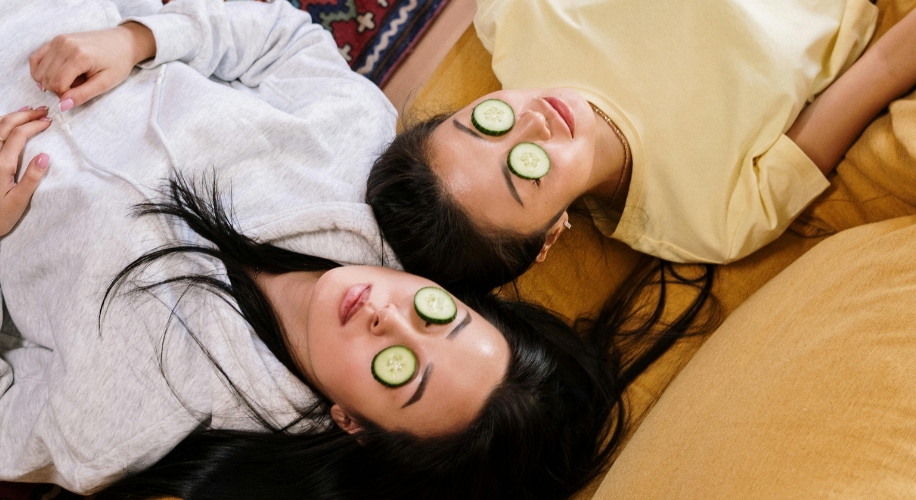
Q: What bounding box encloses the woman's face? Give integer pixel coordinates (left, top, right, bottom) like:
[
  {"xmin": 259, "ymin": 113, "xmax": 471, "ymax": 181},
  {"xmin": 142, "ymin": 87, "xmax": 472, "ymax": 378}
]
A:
[
  {"xmin": 291, "ymin": 266, "xmax": 510, "ymax": 437},
  {"xmin": 430, "ymin": 88, "xmax": 599, "ymax": 236}
]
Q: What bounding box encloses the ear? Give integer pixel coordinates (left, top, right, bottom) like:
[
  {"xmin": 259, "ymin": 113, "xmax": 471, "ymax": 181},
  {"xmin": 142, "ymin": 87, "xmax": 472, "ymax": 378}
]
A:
[
  {"xmin": 331, "ymin": 404, "xmax": 364, "ymax": 435},
  {"xmin": 535, "ymin": 211, "xmax": 570, "ymax": 263}
]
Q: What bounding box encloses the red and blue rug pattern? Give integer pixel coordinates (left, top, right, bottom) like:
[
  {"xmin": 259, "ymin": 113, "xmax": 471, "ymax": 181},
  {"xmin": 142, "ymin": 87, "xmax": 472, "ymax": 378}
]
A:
[{"xmin": 295, "ymin": 0, "xmax": 451, "ymax": 85}]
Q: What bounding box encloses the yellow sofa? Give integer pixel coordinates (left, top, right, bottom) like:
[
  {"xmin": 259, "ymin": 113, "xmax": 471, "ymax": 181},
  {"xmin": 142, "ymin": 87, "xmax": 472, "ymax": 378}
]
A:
[{"xmin": 411, "ymin": 0, "xmax": 916, "ymax": 497}]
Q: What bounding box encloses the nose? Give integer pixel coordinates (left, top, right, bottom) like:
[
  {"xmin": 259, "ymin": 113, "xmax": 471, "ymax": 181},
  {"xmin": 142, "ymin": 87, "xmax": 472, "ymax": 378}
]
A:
[
  {"xmin": 369, "ymin": 304, "xmax": 413, "ymax": 338},
  {"xmin": 515, "ymin": 108, "xmax": 551, "ymax": 142}
]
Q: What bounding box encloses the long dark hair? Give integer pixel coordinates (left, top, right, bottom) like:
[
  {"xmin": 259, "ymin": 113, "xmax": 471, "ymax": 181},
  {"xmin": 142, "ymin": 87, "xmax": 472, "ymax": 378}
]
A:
[
  {"xmin": 367, "ymin": 110, "xmax": 719, "ymax": 363},
  {"xmin": 367, "ymin": 113, "xmax": 548, "ymax": 293},
  {"xmin": 95, "ymin": 175, "xmax": 631, "ymax": 500}
]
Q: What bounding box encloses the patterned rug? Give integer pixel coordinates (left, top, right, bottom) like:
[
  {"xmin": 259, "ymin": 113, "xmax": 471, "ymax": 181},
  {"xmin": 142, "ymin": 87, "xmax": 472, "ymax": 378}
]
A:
[{"xmin": 296, "ymin": 0, "xmax": 451, "ymax": 85}]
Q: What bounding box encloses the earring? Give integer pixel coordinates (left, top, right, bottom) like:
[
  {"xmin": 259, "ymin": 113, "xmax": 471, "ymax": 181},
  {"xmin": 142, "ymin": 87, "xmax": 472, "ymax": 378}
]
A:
[{"xmin": 564, "ymin": 221, "xmax": 572, "ymax": 230}]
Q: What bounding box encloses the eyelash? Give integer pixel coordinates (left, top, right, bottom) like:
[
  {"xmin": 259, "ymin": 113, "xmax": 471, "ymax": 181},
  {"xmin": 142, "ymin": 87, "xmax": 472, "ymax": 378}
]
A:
[{"xmin": 532, "ymin": 178, "xmax": 541, "ymax": 187}]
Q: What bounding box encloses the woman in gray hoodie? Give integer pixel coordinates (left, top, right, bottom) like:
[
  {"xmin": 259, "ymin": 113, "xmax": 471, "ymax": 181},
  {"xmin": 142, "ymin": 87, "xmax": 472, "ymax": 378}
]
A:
[{"xmin": 0, "ymin": 1, "xmax": 629, "ymax": 498}]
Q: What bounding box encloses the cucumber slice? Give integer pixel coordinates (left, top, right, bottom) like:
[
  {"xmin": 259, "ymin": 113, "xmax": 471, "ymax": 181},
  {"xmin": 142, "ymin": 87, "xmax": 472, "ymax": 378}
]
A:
[
  {"xmin": 414, "ymin": 287, "xmax": 457, "ymax": 325},
  {"xmin": 372, "ymin": 345, "xmax": 417, "ymax": 388},
  {"xmin": 471, "ymin": 99, "xmax": 515, "ymax": 136},
  {"xmin": 508, "ymin": 142, "xmax": 550, "ymax": 180}
]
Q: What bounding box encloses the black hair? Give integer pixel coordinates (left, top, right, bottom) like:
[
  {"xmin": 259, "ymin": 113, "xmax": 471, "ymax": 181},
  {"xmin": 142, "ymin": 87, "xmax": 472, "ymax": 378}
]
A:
[
  {"xmin": 368, "ymin": 108, "xmax": 723, "ymax": 380},
  {"xmin": 367, "ymin": 113, "xmax": 549, "ymax": 293},
  {"xmin": 94, "ymin": 175, "xmax": 644, "ymax": 500}
]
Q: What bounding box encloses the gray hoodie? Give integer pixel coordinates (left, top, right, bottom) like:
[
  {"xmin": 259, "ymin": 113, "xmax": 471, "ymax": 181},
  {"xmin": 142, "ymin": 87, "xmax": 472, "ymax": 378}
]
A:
[{"xmin": 0, "ymin": 0, "xmax": 396, "ymax": 492}]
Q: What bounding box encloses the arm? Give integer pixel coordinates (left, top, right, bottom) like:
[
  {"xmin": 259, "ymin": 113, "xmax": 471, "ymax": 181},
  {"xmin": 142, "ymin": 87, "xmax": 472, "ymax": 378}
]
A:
[
  {"xmin": 129, "ymin": 0, "xmax": 343, "ymax": 84},
  {"xmin": 787, "ymin": 7, "xmax": 916, "ymax": 175},
  {"xmin": 31, "ymin": 0, "xmax": 353, "ymax": 110}
]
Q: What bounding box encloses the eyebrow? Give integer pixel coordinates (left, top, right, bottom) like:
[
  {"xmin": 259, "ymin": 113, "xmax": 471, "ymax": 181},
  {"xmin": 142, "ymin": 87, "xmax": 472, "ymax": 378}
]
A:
[
  {"xmin": 402, "ymin": 363, "xmax": 433, "ymax": 408},
  {"xmin": 452, "ymin": 119, "xmax": 485, "ymax": 141},
  {"xmin": 399, "ymin": 313, "xmax": 470, "ymax": 409},
  {"xmin": 500, "ymin": 161, "xmax": 525, "ymax": 207},
  {"xmin": 447, "ymin": 312, "xmax": 472, "ymax": 339}
]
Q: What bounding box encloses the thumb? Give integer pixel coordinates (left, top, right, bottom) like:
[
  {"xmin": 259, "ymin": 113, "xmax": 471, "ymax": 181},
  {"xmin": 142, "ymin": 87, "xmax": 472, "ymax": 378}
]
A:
[
  {"xmin": 60, "ymin": 71, "xmax": 117, "ymax": 109},
  {"xmin": 7, "ymin": 153, "xmax": 50, "ymax": 210}
]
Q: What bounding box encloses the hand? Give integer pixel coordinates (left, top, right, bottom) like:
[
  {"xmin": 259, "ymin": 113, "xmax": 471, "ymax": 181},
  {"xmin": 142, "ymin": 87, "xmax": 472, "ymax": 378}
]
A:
[
  {"xmin": 0, "ymin": 107, "xmax": 52, "ymax": 237},
  {"xmin": 29, "ymin": 22, "xmax": 156, "ymax": 111}
]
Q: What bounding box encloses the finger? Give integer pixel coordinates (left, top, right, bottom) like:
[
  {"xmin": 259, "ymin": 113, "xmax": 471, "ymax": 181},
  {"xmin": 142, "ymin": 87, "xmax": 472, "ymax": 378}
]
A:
[
  {"xmin": 0, "ymin": 153, "xmax": 49, "ymax": 237},
  {"xmin": 31, "ymin": 38, "xmax": 64, "ymax": 93},
  {"xmin": 32, "ymin": 35, "xmax": 77, "ymax": 95},
  {"xmin": 60, "ymin": 70, "xmax": 116, "ymax": 108},
  {"xmin": 5, "ymin": 153, "xmax": 50, "ymax": 205},
  {"xmin": 45, "ymin": 52, "xmax": 92, "ymax": 98},
  {"xmin": 29, "ymin": 42, "xmax": 52, "ymax": 90},
  {"xmin": 0, "ymin": 108, "xmax": 50, "ymax": 145},
  {"xmin": 0, "ymin": 118, "xmax": 52, "ymax": 171}
]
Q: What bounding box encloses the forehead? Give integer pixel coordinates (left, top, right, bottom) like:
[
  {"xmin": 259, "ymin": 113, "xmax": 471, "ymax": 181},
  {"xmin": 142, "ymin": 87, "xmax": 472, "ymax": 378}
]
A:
[
  {"xmin": 430, "ymin": 119, "xmax": 491, "ymax": 189},
  {"xmin": 431, "ymin": 116, "xmax": 542, "ymax": 234},
  {"xmin": 399, "ymin": 309, "xmax": 510, "ymax": 435}
]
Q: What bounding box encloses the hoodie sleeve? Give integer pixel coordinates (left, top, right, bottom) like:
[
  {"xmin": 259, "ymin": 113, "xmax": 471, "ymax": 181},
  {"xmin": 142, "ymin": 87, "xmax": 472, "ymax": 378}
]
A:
[
  {"xmin": 125, "ymin": 0, "xmax": 395, "ymax": 130},
  {"xmin": 127, "ymin": 0, "xmax": 351, "ymax": 86}
]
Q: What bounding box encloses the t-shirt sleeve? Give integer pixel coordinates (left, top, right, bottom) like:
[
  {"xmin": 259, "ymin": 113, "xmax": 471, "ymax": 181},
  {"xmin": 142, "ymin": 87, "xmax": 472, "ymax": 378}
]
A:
[
  {"xmin": 725, "ymin": 135, "xmax": 830, "ymax": 262},
  {"xmin": 809, "ymin": 0, "xmax": 878, "ymax": 98},
  {"xmin": 625, "ymin": 135, "xmax": 829, "ymax": 264},
  {"xmin": 473, "ymin": 0, "xmax": 508, "ymax": 54}
]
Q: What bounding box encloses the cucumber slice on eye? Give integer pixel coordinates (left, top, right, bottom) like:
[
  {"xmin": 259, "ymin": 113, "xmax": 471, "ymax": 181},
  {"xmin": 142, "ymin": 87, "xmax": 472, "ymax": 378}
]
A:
[
  {"xmin": 414, "ymin": 286, "xmax": 457, "ymax": 325},
  {"xmin": 472, "ymin": 99, "xmax": 515, "ymax": 136},
  {"xmin": 508, "ymin": 142, "xmax": 550, "ymax": 180},
  {"xmin": 372, "ymin": 345, "xmax": 418, "ymax": 388}
]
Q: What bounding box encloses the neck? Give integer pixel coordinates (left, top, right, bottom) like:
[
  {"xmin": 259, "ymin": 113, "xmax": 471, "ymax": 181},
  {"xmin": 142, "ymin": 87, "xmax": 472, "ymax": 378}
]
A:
[
  {"xmin": 252, "ymin": 269, "xmax": 325, "ymax": 357},
  {"xmin": 585, "ymin": 104, "xmax": 630, "ymax": 211}
]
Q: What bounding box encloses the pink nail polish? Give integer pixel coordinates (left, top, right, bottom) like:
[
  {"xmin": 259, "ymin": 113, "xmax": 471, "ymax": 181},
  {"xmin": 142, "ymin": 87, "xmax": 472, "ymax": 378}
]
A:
[
  {"xmin": 36, "ymin": 106, "xmax": 48, "ymax": 111},
  {"xmin": 18, "ymin": 106, "xmax": 31, "ymax": 112},
  {"xmin": 36, "ymin": 153, "xmax": 49, "ymax": 170},
  {"xmin": 37, "ymin": 81, "xmax": 44, "ymax": 92},
  {"xmin": 40, "ymin": 117, "xmax": 51, "ymax": 122},
  {"xmin": 59, "ymin": 99, "xmax": 74, "ymax": 112}
]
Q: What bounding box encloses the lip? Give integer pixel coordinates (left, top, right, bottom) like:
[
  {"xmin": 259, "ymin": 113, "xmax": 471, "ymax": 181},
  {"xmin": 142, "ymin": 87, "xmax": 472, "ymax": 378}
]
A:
[
  {"xmin": 339, "ymin": 283, "xmax": 371, "ymax": 326},
  {"xmin": 544, "ymin": 97, "xmax": 575, "ymax": 137}
]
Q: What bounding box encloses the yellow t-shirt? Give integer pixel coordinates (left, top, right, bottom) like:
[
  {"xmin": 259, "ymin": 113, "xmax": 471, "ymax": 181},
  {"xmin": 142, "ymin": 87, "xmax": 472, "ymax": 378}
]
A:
[{"xmin": 475, "ymin": 0, "xmax": 877, "ymax": 263}]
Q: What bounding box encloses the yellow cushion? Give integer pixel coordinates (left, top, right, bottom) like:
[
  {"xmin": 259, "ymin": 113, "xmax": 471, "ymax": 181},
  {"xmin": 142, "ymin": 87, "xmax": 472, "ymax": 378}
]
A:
[{"xmin": 595, "ymin": 216, "xmax": 916, "ymax": 498}]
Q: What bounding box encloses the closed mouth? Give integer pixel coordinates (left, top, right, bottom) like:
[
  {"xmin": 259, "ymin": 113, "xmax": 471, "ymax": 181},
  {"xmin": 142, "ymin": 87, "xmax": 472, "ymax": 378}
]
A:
[
  {"xmin": 544, "ymin": 97, "xmax": 574, "ymax": 137},
  {"xmin": 339, "ymin": 283, "xmax": 371, "ymax": 325}
]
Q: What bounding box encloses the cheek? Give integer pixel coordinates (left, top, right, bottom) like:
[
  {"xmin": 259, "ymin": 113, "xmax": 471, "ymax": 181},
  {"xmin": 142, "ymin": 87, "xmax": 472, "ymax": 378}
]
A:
[
  {"xmin": 561, "ymin": 138, "xmax": 592, "ymax": 166},
  {"xmin": 555, "ymin": 141, "xmax": 594, "ymax": 185},
  {"xmin": 320, "ymin": 361, "xmax": 373, "ymax": 414},
  {"xmin": 309, "ymin": 336, "xmax": 368, "ymax": 401}
]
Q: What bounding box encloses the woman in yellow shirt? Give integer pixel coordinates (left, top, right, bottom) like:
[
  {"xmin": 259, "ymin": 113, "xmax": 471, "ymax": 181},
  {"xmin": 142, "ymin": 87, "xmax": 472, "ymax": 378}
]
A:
[{"xmin": 368, "ymin": 0, "xmax": 916, "ymax": 292}]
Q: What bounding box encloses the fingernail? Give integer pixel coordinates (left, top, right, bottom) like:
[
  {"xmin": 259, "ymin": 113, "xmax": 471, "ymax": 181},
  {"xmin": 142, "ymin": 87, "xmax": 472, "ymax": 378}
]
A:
[
  {"xmin": 37, "ymin": 81, "xmax": 44, "ymax": 92},
  {"xmin": 59, "ymin": 99, "xmax": 74, "ymax": 112},
  {"xmin": 40, "ymin": 116, "xmax": 51, "ymax": 122},
  {"xmin": 18, "ymin": 106, "xmax": 31, "ymax": 112},
  {"xmin": 36, "ymin": 106, "xmax": 48, "ymax": 111},
  {"xmin": 36, "ymin": 153, "xmax": 49, "ymax": 169}
]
